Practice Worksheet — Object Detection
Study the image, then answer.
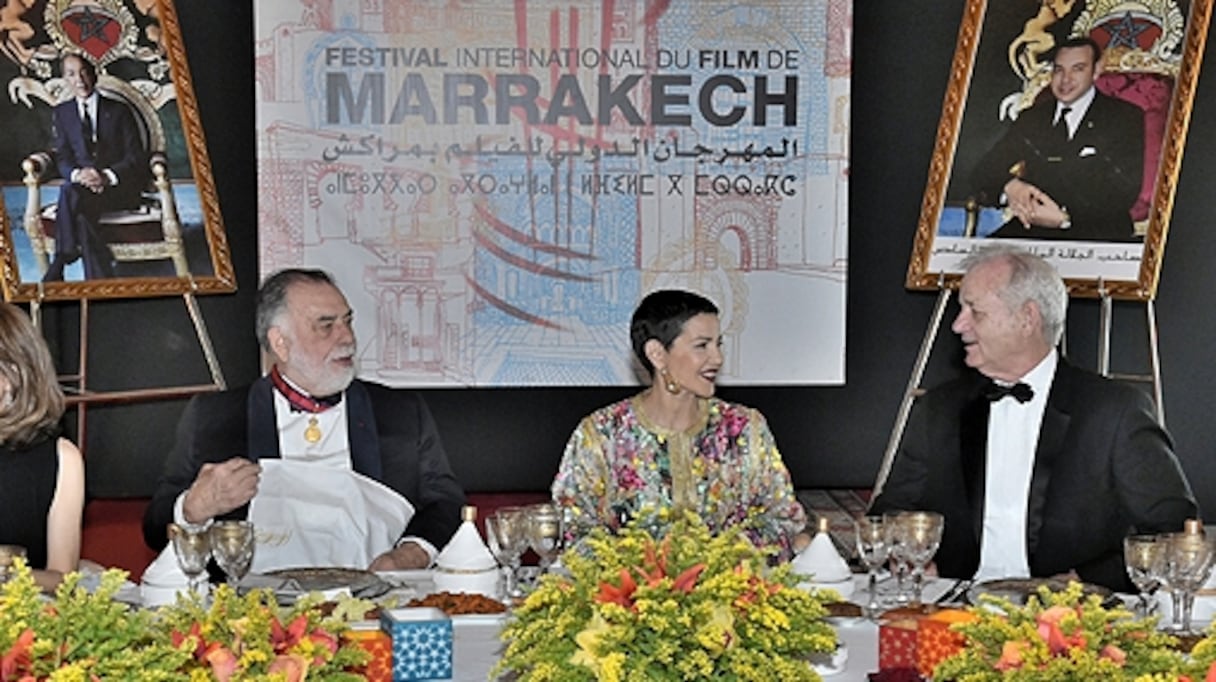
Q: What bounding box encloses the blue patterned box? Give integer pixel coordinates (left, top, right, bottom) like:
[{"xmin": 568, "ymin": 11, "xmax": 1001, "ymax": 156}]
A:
[{"xmin": 379, "ymin": 607, "xmax": 453, "ymax": 681}]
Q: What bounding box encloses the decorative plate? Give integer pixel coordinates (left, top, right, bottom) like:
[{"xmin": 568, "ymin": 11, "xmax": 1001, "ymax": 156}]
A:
[
  {"xmin": 967, "ymin": 577, "xmax": 1114, "ymax": 606},
  {"xmin": 263, "ymin": 567, "xmax": 391, "ymax": 598}
]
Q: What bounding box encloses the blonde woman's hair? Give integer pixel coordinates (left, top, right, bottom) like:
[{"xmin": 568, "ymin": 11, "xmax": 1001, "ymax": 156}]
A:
[{"xmin": 0, "ymin": 304, "xmax": 64, "ymax": 445}]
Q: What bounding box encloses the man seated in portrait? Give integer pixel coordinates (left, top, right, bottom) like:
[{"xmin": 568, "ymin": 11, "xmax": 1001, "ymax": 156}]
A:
[
  {"xmin": 971, "ymin": 37, "xmax": 1145, "ymax": 242},
  {"xmin": 870, "ymin": 246, "xmax": 1196, "ymax": 591},
  {"xmin": 142, "ymin": 268, "xmax": 466, "ymax": 570},
  {"xmin": 44, "ymin": 52, "xmax": 148, "ymax": 281}
]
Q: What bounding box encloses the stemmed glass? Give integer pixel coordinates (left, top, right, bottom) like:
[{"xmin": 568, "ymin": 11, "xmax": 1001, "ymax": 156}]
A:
[
  {"xmin": 486, "ymin": 506, "xmax": 528, "ymax": 600},
  {"xmin": 1124, "ymin": 534, "xmax": 1163, "ymax": 617},
  {"xmin": 881, "ymin": 512, "xmax": 911, "ymax": 606},
  {"xmin": 899, "ymin": 511, "xmax": 945, "ymax": 607},
  {"xmin": 1158, "ymin": 532, "xmax": 1216, "ymax": 634},
  {"xmin": 855, "ymin": 515, "xmax": 889, "ymax": 618},
  {"xmin": 525, "ymin": 504, "xmax": 564, "ymax": 576},
  {"xmin": 209, "ymin": 521, "xmax": 256, "ymax": 586},
  {"xmin": 170, "ymin": 524, "xmax": 212, "ymax": 597}
]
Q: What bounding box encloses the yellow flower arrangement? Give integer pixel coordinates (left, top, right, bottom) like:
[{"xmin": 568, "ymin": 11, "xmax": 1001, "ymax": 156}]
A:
[
  {"xmin": 494, "ymin": 512, "xmax": 839, "ymax": 682},
  {"xmin": 0, "ymin": 558, "xmax": 368, "ymax": 681},
  {"xmin": 930, "ymin": 581, "xmax": 1212, "ymax": 682}
]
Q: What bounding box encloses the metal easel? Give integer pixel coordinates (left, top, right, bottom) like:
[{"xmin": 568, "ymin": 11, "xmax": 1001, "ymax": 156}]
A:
[
  {"xmin": 872, "ymin": 274, "xmax": 1164, "ymax": 498},
  {"xmin": 29, "ymin": 283, "xmax": 226, "ymax": 451}
]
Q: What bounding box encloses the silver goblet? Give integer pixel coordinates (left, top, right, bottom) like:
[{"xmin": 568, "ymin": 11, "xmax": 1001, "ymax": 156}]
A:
[
  {"xmin": 209, "ymin": 520, "xmax": 256, "ymax": 586},
  {"xmin": 525, "ymin": 503, "xmax": 564, "ymax": 576},
  {"xmin": 169, "ymin": 524, "xmax": 211, "ymax": 597},
  {"xmin": 486, "ymin": 507, "xmax": 528, "ymax": 600},
  {"xmin": 855, "ymin": 515, "xmax": 889, "ymax": 618}
]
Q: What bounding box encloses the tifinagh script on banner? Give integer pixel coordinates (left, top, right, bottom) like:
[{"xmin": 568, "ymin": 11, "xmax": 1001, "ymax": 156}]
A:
[{"xmin": 255, "ymin": 1, "xmax": 851, "ymax": 387}]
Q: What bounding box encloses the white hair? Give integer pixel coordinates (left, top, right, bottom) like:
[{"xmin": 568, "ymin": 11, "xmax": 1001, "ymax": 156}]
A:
[{"xmin": 959, "ymin": 245, "xmax": 1068, "ymax": 346}]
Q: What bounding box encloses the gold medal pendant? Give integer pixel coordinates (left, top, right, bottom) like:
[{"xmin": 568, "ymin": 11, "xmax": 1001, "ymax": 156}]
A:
[{"xmin": 304, "ymin": 416, "xmax": 322, "ymax": 444}]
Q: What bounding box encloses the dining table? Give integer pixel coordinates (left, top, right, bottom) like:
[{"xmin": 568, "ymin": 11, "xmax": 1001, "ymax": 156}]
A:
[{"xmin": 141, "ymin": 566, "xmax": 1166, "ymax": 681}]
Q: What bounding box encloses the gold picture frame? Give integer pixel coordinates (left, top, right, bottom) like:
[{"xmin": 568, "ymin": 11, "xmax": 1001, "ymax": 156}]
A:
[
  {"xmin": 0, "ymin": 0, "xmax": 234, "ymax": 301},
  {"xmin": 906, "ymin": 0, "xmax": 1211, "ymax": 300}
]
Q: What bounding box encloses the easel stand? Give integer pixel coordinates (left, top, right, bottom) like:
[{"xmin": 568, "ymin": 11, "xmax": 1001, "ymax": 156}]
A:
[
  {"xmin": 873, "ymin": 281, "xmax": 1164, "ymax": 496},
  {"xmin": 30, "ymin": 291, "xmax": 226, "ymax": 449}
]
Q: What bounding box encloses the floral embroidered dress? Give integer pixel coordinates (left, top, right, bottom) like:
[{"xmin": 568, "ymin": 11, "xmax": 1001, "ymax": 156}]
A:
[{"xmin": 552, "ymin": 394, "xmax": 807, "ymax": 561}]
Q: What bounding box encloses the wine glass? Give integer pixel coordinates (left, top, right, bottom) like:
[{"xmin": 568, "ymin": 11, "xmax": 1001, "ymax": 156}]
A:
[
  {"xmin": 525, "ymin": 504, "xmax": 564, "ymax": 576},
  {"xmin": 169, "ymin": 524, "xmax": 211, "ymax": 597},
  {"xmin": 855, "ymin": 515, "xmax": 889, "ymax": 618},
  {"xmin": 1124, "ymin": 534, "xmax": 1163, "ymax": 617},
  {"xmin": 899, "ymin": 511, "xmax": 945, "ymax": 607},
  {"xmin": 1159, "ymin": 532, "xmax": 1216, "ymax": 634},
  {"xmin": 209, "ymin": 521, "xmax": 256, "ymax": 586},
  {"xmin": 881, "ymin": 512, "xmax": 910, "ymax": 606},
  {"xmin": 486, "ymin": 507, "xmax": 528, "ymax": 600}
]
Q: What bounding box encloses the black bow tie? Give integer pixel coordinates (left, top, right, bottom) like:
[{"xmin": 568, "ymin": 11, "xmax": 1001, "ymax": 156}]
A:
[{"xmin": 984, "ymin": 380, "xmax": 1034, "ymax": 403}]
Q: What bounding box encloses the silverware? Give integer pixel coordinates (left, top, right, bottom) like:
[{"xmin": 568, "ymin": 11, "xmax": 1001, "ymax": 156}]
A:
[{"xmin": 935, "ymin": 578, "xmax": 972, "ymax": 605}]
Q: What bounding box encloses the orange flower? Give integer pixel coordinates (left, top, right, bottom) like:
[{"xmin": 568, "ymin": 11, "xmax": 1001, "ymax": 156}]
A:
[
  {"xmin": 270, "ymin": 614, "xmax": 309, "ymax": 653},
  {"xmin": 1036, "ymin": 606, "xmax": 1085, "ymax": 655},
  {"xmin": 1037, "ymin": 605, "xmax": 1075, "ymax": 625},
  {"xmin": 994, "ymin": 640, "xmax": 1027, "ymax": 671},
  {"xmin": 672, "ymin": 564, "xmax": 706, "ymax": 594},
  {"xmin": 1207, "ymin": 659, "xmax": 1216, "ymax": 682},
  {"xmin": 595, "ymin": 568, "xmax": 638, "ymax": 609},
  {"xmin": 1100, "ymin": 644, "xmax": 1126, "ymax": 666},
  {"xmin": 171, "ymin": 622, "xmax": 210, "ymax": 661},
  {"xmin": 268, "ymin": 653, "xmax": 310, "ymax": 682},
  {"xmin": 1, "ymin": 628, "xmax": 34, "ymax": 680},
  {"xmin": 204, "ymin": 645, "xmax": 238, "ymax": 682},
  {"xmin": 308, "ymin": 627, "xmax": 340, "ymax": 666}
]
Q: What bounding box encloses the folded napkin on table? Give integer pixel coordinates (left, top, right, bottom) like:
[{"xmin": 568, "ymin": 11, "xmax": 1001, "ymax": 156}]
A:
[
  {"xmin": 436, "ymin": 509, "xmax": 497, "ymax": 572},
  {"xmin": 433, "ymin": 507, "xmax": 500, "ymax": 599},
  {"xmin": 791, "ymin": 528, "xmax": 855, "ymax": 598}
]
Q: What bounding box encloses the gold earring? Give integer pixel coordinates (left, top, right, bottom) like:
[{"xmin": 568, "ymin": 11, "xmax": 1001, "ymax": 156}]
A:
[{"xmin": 659, "ymin": 368, "xmax": 679, "ymax": 395}]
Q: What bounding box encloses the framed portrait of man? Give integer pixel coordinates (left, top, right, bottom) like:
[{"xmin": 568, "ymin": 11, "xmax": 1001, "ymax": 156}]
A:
[
  {"xmin": 0, "ymin": 0, "xmax": 233, "ymax": 301},
  {"xmin": 906, "ymin": 0, "xmax": 1211, "ymax": 300}
]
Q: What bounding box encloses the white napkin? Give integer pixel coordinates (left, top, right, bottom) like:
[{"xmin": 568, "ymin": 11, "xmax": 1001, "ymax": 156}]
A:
[
  {"xmin": 248, "ymin": 460, "xmax": 414, "ymax": 572},
  {"xmin": 140, "ymin": 544, "xmax": 196, "ymax": 607},
  {"xmin": 141, "ymin": 544, "xmax": 189, "ymax": 588},
  {"xmin": 791, "ymin": 531, "xmax": 852, "ymax": 583},
  {"xmin": 436, "ymin": 519, "xmax": 497, "ymax": 571}
]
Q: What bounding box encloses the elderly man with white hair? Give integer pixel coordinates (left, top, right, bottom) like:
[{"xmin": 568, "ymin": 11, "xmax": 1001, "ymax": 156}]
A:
[{"xmin": 871, "ymin": 246, "xmax": 1196, "ymax": 591}]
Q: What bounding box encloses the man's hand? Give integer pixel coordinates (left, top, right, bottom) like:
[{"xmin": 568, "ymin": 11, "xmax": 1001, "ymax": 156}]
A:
[
  {"xmin": 76, "ymin": 167, "xmax": 105, "ymax": 193},
  {"xmin": 182, "ymin": 457, "xmax": 261, "ymax": 524},
  {"xmin": 1003, "ymin": 178, "xmax": 1068, "ymax": 229},
  {"xmin": 369, "ymin": 541, "xmax": 431, "ymax": 571}
]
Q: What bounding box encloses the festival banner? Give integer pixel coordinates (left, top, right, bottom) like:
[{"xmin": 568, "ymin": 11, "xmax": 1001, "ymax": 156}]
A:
[{"xmin": 254, "ymin": 0, "xmax": 851, "ymax": 386}]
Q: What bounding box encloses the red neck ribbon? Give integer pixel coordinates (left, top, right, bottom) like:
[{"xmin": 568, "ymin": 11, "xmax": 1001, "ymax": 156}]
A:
[{"xmin": 269, "ymin": 366, "xmax": 341, "ymax": 413}]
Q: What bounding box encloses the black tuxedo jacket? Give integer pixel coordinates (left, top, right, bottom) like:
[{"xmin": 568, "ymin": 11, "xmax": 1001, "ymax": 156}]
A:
[
  {"xmin": 973, "ymin": 90, "xmax": 1144, "ymax": 242},
  {"xmin": 142, "ymin": 377, "xmax": 465, "ymax": 555},
  {"xmin": 871, "ymin": 360, "xmax": 1196, "ymax": 591}
]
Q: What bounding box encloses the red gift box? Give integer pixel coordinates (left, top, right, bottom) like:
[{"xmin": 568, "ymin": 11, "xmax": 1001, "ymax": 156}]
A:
[
  {"xmin": 879, "ymin": 608, "xmax": 976, "ymax": 677},
  {"xmin": 342, "ymin": 621, "xmax": 392, "ymax": 682}
]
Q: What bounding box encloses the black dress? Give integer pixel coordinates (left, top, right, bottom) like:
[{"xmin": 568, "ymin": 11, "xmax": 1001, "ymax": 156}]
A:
[{"xmin": 0, "ymin": 436, "xmax": 58, "ymax": 568}]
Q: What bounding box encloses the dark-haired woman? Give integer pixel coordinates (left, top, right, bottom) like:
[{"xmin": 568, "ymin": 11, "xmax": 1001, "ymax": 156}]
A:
[{"xmin": 552, "ymin": 289, "xmax": 806, "ymax": 560}]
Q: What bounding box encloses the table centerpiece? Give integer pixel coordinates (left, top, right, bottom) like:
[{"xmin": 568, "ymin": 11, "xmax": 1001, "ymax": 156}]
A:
[
  {"xmin": 0, "ymin": 558, "xmax": 369, "ymax": 681},
  {"xmin": 930, "ymin": 580, "xmax": 1216, "ymax": 681},
  {"xmin": 495, "ymin": 510, "xmax": 840, "ymax": 681}
]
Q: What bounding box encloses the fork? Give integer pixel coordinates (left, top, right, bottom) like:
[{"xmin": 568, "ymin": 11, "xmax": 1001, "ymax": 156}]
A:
[{"xmin": 935, "ymin": 578, "xmax": 972, "ymax": 606}]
